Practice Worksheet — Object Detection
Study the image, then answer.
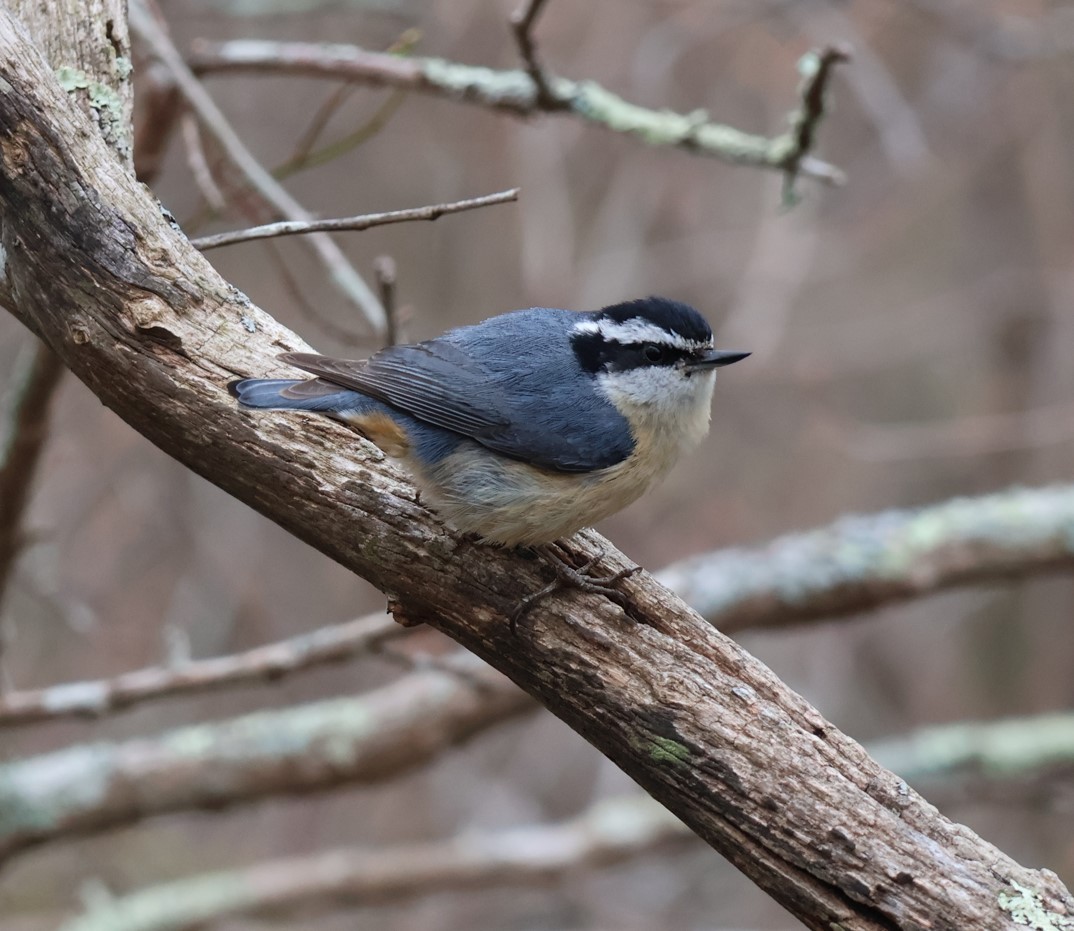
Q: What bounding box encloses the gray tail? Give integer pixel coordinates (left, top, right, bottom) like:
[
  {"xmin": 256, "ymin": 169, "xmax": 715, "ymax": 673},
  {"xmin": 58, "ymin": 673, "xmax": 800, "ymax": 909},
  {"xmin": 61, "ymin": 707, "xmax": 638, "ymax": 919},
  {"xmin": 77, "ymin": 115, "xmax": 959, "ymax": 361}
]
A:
[{"xmin": 228, "ymin": 378, "xmax": 364, "ymax": 413}]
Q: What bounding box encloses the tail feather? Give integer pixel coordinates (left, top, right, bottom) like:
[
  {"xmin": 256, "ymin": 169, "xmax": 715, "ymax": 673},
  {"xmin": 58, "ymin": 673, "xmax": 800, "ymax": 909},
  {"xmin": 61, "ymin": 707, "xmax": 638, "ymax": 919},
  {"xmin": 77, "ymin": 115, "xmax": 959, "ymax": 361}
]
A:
[{"xmin": 229, "ymin": 378, "xmax": 367, "ymax": 413}]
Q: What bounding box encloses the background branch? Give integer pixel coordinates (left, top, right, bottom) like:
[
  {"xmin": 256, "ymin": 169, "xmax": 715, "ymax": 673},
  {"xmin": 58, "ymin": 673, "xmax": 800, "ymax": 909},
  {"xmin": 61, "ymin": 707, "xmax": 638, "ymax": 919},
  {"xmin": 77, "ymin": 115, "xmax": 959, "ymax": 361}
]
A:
[
  {"xmin": 0, "ymin": 655, "xmax": 531, "ymax": 864},
  {"xmin": 129, "ymin": 1, "xmax": 386, "ymax": 332},
  {"xmin": 9, "ymin": 480, "xmax": 1069, "ymax": 728},
  {"xmin": 873, "ymin": 711, "xmax": 1074, "ymax": 782},
  {"xmin": 0, "ymin": 612, "xmax": 403, "ymax": 727},
  {"xmin": 188, "ymin": 38, "xmax": 846, "ymax": 185},
  {"xmin": 782, "ymin": 44, "xmax": 852, "ymax": 200},
  {"xmin": 60, "ymin": 707, "xmax": 1074, "ymax": 931},
  {"xmin": 657, "ymin": 484, "xmax": 1074, "ymax": 633},
  {"xmin": 190, "ymin": 188, "xmax": 519, "ymax": 251},
  {"xmin": 61, "ymin": 795, "xmax": 686, "ymax": 931},
  {"xmin": 509, "ymin": 0, "xmax": 562, "ymax": 109}
]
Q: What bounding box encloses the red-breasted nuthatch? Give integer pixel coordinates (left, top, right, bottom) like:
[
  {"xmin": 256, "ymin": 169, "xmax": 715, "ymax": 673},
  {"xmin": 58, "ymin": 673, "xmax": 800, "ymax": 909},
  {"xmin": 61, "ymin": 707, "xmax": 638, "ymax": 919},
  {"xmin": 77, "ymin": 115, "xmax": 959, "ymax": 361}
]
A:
[{"xmin": 230, "ymin": 296, "xmax": 748, "ymax": 548}]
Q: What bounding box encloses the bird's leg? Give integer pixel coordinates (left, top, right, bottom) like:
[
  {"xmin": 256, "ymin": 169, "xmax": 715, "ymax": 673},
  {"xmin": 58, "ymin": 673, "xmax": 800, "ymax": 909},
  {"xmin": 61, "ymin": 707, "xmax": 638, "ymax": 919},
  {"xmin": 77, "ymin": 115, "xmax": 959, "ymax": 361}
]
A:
[{"xmin": 510, "ymin": 541, "xmax": 641, "ymax": 631}]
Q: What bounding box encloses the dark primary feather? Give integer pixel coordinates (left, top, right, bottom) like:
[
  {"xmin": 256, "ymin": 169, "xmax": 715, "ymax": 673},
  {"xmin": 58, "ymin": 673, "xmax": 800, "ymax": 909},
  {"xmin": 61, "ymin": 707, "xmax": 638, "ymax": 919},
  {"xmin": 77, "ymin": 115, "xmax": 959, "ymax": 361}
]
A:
[{"xmin": 278, "ymin": 308, "xmax": 635, "ymax": 472}]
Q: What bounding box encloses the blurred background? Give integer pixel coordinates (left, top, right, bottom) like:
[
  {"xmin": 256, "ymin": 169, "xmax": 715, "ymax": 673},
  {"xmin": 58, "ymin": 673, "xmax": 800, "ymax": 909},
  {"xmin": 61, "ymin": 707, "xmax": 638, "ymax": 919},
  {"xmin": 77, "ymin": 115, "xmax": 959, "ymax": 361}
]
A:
[{"xmin": 3, "ymin": 0, "xmax": 1074, "ymax": 928}]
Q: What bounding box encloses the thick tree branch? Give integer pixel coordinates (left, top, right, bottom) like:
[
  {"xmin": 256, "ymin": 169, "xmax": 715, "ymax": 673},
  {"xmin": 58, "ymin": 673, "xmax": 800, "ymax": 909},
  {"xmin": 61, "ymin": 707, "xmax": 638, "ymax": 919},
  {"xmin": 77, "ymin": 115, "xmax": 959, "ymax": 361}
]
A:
[
  {"xmin": 657, "ymin": 484, "xmax": 1074, "ymax": 634},
  {"xmin": 188, "ymin": 39, "xmax": 845, "ymax": 185},
  {"xmin": 61, "ymin": 795, "xmax": 685, "ymax": 931},
  {"xmin": 0, "ymin": 655, "xmax": 532, "ymax": 863},
  {"xmin": 0, "ymin": 10, "xmax": 1069, "ymax": 930}
]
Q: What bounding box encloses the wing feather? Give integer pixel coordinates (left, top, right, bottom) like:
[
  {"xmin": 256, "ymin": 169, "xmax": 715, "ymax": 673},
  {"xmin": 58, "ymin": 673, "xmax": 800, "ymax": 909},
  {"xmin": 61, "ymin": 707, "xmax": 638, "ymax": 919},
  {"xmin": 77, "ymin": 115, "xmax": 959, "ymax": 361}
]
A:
[
  {"xmin": 277, "ymin": 315, "xmax": 634, "ymax": 473},
  {"xmin": 280, "ymin": 344, "xmax": 512, "ymax": 438}
]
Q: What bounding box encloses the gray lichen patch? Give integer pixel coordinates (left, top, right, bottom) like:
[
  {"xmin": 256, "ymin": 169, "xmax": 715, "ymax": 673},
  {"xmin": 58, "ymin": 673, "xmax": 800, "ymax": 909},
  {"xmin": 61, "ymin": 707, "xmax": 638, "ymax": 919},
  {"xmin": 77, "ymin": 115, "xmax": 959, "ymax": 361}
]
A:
[
  {"xmin": 54, "ymin": 66, "xmax": 131, "ymax": 161},
  {"xmin": 999, "ymin": 881, "xmax": 1074, "ymax": 930}
]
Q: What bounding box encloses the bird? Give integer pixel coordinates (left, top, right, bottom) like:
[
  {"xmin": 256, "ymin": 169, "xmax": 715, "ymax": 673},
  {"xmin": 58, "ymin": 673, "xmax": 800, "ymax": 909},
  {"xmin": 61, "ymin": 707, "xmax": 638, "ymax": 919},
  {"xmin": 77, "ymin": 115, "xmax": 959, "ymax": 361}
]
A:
[{"xmin": 230, "ymin": 296, "xmax": 747, "ymax": 555}]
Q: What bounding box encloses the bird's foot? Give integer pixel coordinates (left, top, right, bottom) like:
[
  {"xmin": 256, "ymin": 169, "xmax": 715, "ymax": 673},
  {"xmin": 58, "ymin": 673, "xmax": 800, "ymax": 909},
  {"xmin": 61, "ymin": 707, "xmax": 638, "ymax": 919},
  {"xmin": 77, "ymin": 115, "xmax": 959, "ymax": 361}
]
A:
[{"xmin": 510, "ymin": 542, "xmax": 641, "ymax": 632}]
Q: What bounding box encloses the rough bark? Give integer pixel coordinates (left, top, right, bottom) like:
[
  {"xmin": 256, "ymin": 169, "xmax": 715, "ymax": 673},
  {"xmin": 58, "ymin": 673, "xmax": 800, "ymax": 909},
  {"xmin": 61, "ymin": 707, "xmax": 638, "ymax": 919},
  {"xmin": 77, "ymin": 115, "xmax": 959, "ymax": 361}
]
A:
[{"xmin": 0, "ymin": 8, "xmax": 1070, "ymax": 931}]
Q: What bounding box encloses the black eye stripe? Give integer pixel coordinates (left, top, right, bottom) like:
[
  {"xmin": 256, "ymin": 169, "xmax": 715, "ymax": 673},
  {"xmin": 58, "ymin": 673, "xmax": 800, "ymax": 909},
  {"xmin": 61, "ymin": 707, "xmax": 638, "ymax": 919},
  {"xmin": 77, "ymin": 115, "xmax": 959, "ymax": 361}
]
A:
[{"xmin": 571, "ymin": 333, "xmax": 693, "ymax": 373}]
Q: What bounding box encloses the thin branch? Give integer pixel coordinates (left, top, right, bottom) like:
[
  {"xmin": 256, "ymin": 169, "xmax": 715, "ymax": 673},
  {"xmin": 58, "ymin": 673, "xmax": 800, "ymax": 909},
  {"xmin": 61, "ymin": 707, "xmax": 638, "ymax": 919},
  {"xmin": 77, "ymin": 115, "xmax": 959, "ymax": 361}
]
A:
[
  {"xmin": 128, "ymin": 1, "xmax": 387, "ymax": 332},
  {"xmin": 657, "ymin": 484, "xmax": 1074, "ymax": 634},
  {"xmin": 275, "ymin": 87, "xmax": 408, "ymax": 181},
  {"xmin": 781, "ymin": 44, "xmax": 852, "ymax": 203},
  {"xmin": 178, "ymin": 112, "xmax": 226, "ymax": 212},
  {"xmin": 286, "ymin": 79, "xmax": 359, "ymax": 170},
  {"xmin": 61, "ymin": 796, "xmax": 686, "ymax": 931},
  {"xmin": 0, "ymin": 612, "xmax": 403, "ymax": 727},
  {"xmin": 188, "ymin": 39, "xmax": 846, "ymax": 185},
  {"xmin": 190, "ymin": 188, "xmax": 520, "ymax": 251},
  {"xmin": 0, "ymin": 342, "xmax": 65, "ymax": 615},
  {"xmin": 374, "ymin": 255, "xmax": 399, "ymax": 346},
  {"xmin": 510, "ymin": 0, "xmax": 563, "ymax": 109}
]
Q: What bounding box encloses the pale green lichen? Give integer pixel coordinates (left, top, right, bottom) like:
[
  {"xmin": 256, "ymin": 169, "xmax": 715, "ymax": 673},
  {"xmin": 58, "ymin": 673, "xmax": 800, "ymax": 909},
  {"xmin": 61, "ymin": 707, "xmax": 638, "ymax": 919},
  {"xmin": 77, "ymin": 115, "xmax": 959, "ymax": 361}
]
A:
[
  {"xmin": 421, "ymin": 58, "xmax": 532, "ymax": 105},
  {"xmin": 998, "ymin": 881, "xmax": 1074, "ymax": 930},
  {"xmin": 54, "ymin": 66, "xmax": 131, "ymax": 160},
  {"xmin": 647, "ymin": 737, "xmax": 690, "ymax": 766}
]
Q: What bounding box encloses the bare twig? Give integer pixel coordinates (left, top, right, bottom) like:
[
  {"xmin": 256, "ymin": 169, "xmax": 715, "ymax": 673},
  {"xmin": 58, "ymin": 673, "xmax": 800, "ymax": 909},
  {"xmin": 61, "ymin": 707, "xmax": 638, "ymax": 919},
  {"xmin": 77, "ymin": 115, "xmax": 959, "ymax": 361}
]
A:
[
  {"xmin": 0, "ymin": 342, "xmax": 64, "ymax": 618},
  {"xmin": 780, "ymin": 44, "xmax": 852, "ymax": 203},
  {"xmin": 0, "ymin": 654, "xmax": 532, "ymax": 864},
  {"xmin": 657, "ymin": 484, "xmax": 1074, "ymax": 634},
  {"xmin": 276, "ymin": 87, "xmax": 408, "ymax": 181},
  {"xmin": 280, "ymin": 26, "xmax": 419, "ymax": 174},
  {"xmin": 129, "ymin": 0, "xmax": 387, "ymax": 331},
  {"xmin": 374, "ymin": 255, "xmax": 399, "ymax": 346},
  {"xmin": 190, "ymin": 188, "xmax": 520, "ymax": 251},
  {"xmin": 188, "ymin": 39, "xmax": 845, "ymax": 185},
  {"xmin": 510, "ymin": 0, "xmax": 564, "ymax": 109},
  {"xmin": 61, "ymin": 796, "xmax": 687, "ymax": 931},
  {"xmin": 287, "ymin": 80, "xmax": 359, "ymax": 169},
  {"xmin": 0, "ymin": 613, "xmax": 403, "ymax": 727}
]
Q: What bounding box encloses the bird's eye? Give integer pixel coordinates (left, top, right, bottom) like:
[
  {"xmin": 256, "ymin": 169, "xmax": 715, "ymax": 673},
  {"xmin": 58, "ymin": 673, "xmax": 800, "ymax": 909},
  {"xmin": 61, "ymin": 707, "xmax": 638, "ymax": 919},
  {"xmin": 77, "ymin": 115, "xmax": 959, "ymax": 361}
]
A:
[{"xmin": 642, "ymin": 344, "xmax": 663, "ymax": 363}]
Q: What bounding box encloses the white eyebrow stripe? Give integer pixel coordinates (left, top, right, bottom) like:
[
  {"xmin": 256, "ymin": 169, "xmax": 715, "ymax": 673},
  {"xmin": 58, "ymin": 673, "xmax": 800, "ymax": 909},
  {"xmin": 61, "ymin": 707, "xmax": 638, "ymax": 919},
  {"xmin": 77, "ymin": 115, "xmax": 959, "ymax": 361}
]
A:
[{"xmin": 573, "ymin": 317, "xmax": 711, "ymax": 351}]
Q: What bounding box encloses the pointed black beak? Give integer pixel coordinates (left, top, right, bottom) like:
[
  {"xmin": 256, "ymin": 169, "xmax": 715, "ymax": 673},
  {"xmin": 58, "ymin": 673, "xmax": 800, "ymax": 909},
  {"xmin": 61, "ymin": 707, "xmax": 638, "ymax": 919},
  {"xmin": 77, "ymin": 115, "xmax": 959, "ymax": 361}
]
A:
[{"xmin": 684, "ymin": 349, "xmax": 751, "ymax": 372}]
